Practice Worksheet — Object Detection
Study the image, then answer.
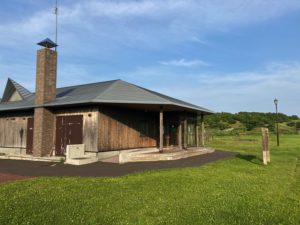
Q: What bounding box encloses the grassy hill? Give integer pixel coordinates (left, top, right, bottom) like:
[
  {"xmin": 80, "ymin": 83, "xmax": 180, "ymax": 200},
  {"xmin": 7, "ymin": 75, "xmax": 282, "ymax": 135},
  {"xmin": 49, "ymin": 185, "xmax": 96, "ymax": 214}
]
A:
[{"xmin": 205, "ymin": 112, "xmax": 300, "ymax": 135}]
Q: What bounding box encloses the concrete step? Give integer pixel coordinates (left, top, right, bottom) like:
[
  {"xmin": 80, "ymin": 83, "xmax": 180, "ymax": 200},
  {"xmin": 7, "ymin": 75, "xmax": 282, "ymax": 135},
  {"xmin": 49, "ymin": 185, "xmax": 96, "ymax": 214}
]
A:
[
  {"xmin": 65, "ymin": 157, "xmax": 98, "ymax": 166},
  {"xmin": 98, "ymin": 148, "xmax": 215, "ymax": 164},
  {"xmin": 100, "ymin": 155, "xmax": 120, "ymax": 164},
  {"xmin": 127, "ymin": 148, "xmax": 215, "ymax": 163},
  {"xmin": 0, "ymin": 154, "xmax": 64, "ymax": 162}
]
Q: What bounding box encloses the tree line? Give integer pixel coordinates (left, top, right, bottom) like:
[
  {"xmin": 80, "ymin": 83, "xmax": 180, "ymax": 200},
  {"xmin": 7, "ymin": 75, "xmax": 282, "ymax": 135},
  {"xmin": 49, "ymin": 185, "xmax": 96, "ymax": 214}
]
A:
[{"xmin": 204, "ymin": 112, "xmax": 300, "ymax": 132}]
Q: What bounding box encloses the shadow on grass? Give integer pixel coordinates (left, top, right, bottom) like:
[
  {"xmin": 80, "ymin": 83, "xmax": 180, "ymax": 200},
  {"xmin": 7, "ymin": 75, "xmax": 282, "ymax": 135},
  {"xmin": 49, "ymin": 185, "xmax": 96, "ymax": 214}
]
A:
[{"xmin": 236, "ymin": 154, "xmax": 262, "ymax": 165}]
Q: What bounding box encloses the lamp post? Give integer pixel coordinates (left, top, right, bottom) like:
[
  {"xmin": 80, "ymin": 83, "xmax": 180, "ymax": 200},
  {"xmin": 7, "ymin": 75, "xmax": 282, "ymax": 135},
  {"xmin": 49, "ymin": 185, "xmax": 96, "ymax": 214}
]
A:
[{"xmin": 274, "ymin": 98, "xmax": 279, "ymax": 146}]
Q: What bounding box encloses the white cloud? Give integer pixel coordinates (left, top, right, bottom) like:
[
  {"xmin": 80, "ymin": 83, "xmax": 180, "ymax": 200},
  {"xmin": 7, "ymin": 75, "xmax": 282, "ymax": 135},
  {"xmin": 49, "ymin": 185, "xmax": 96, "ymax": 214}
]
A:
[
  {"xmin": 121, "ymin": 61, "xmax": 300, "ymax": 116},
  {"xmin": 1, "ymin": 0, "xmax": 300, "ymax": 49},
  {"xmin": 160, "ymin": 59, "xmax": 210, "ymax": 67},
  {"xmin": 188, "ymin": 37, "xmax": 211, "ymax": 45},
  {"xmin": 0, "ymin": 10, "xmax": 53, "ymax": 46},
  {"xmin": 84, "ymin": 0, "xmax": 158, "ymax": 17},
  {"xmin": 82, "ymin": 0, "xmax": 300, "ymax": 22}
]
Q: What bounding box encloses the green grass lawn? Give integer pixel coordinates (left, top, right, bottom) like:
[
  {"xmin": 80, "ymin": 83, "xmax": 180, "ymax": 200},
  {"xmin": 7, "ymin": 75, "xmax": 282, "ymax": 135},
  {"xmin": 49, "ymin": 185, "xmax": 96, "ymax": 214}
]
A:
[{"xmin": 0, "ymin": 135, "xmax": 299, "ymax": 225}]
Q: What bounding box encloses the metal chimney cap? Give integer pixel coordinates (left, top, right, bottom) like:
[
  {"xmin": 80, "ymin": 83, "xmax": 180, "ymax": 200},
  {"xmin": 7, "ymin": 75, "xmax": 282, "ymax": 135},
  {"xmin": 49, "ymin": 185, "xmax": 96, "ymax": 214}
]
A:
[{"xmin": 37, "ymin": 38, "xmax": 58, "ymax": 49}]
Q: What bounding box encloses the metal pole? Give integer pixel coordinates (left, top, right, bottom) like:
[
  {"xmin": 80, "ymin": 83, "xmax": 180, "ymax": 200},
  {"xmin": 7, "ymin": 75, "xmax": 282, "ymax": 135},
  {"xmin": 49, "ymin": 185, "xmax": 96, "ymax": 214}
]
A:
[
  {"xmin": 274, "ymin": 99, "xmax": 279, "ymax": 147},
  {"xmin": 275, "ymin": 103, "xmax": 279, "ymax": 146},
  {"xmin": 54, "ymin": 0, "xmax": 58, "ymax": 51}
]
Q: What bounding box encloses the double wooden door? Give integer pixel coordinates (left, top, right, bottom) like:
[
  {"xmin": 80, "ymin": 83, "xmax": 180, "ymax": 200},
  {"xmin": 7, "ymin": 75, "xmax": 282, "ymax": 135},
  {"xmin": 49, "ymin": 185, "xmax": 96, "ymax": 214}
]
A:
[
  {"xmin": 55, "ymin": 115, "xmax": 83, "ymax": 156},
  {"xmin": 26, "ymin": 118, "xmax": 34, "ymax": 154}
]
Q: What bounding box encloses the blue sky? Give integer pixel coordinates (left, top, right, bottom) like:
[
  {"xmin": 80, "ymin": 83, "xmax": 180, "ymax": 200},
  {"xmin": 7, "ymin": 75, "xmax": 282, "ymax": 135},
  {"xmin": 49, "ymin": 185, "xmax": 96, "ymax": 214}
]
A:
[{"xmin": 0, "ymin": 0, "xmax": 300, "ymax": 116}]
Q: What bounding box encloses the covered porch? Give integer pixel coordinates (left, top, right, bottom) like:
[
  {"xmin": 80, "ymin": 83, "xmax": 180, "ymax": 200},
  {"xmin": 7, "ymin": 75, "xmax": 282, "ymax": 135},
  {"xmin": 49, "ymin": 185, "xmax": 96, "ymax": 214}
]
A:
[
  {"xmin": 158, "ymin": 108, "xmax": 207, "ymax": 152},
  {"xmin": 97, "ymin": 102, "xmax": 213, "ymax": 154}
]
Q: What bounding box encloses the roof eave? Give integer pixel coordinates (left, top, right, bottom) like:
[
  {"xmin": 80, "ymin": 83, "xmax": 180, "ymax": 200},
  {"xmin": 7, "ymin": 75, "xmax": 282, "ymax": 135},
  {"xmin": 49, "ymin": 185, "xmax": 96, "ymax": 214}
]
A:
[
  {"xmin": 42, "ymin": 100, "xmax": 215, "ymax": 114},
  {"xmin": 0, "ymin": 106, "xmax": 34, "ymax": 112}
]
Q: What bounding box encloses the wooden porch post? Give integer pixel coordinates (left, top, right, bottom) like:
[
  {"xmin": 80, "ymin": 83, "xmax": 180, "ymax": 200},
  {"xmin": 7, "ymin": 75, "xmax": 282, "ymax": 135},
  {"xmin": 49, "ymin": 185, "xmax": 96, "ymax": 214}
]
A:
[
  {"xmin": 201, "ymin": 113, "xmax": 205, "ymax": 146},
  {"xmin": 178, "ymin": 122, "xmax": 182, "ymax": 149},
  {"xmin": 183, "ymin": 114, "xmax": 187, "ymax": 149},
  {"xmin": 196, "ymin": 117, "xmax": 199, "ymax": 147},
  {"xmin": 159, "ymin": 106, "xmax": 164, "ymax": 153}
]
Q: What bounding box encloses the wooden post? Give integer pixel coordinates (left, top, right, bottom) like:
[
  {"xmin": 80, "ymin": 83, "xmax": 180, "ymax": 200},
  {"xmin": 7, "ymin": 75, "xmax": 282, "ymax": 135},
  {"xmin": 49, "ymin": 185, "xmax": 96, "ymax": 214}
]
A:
[
  {"xmin": 261, "ymin": 128, "xmax": 270, "ymax": 165},
  {"xmin": 178, "ymin": 122, "xmax": 182, "ymax": 149},
  {"xmin": 196, "ymin": 124, "xmax": 199, "ymax": 147},
  {"xmin": 183, "ymin": 115, "xmax": 187, "ymax": 149},
  {"xmin": 266, "ymin": 129, "xmax": 270, "ymax": 163},
  {"xmin": 159, "ymin": 106, "xmax": 164, "ymax": 153},
  {"xmin": 201, "ymin": 113, "xmax": 205, "ymax": 147}
]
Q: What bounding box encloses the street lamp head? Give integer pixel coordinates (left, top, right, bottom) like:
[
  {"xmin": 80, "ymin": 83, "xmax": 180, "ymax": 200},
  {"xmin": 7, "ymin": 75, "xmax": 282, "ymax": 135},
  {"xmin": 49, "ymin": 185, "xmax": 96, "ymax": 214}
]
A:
[{"xmin": 274, "ymin": 98, "xmax": 278, "ymax": 105}]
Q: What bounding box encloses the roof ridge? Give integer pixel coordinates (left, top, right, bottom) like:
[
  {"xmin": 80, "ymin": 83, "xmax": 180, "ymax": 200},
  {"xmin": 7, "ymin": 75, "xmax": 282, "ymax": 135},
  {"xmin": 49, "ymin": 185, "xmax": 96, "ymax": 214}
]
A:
[
  {"xmin": 1, "ymin": 78, "xmax": 33, "ymax": 102},
  {"xmin": 10, "ymin": 78, "xmax": 33, "ymax": 98},
  {"xmin": 107, "ymin": 80, "xmax": 170, "ymax": 103},
  {"xmin": 56, "ymin": 79, "xmax": 120, "ymax": 91},
  {"xmin": 118, "ymin": 80, "xmax": 214, "ymax": 113},
  {"xmin": 27, "ymin": 79, "xmax": 121, "ymax": 96},
  {"xmin": 117, "ymin": 80, "xmax": 186, "ymax": 105},
  {"xmin": 91, "ymin": 79, "xmax": 121, "ymax": 102}
]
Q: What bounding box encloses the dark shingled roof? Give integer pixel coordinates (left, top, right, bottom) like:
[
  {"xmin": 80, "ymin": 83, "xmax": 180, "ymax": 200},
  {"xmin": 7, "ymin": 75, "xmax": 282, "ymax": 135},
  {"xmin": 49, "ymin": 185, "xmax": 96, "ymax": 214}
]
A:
[
  {"xmin": 0, "ymin": 79, "xmax": 214, "ymax": 114},
  {"xmin": 1, "ymin": 78, "xmax": 33, "ymax": 102}
]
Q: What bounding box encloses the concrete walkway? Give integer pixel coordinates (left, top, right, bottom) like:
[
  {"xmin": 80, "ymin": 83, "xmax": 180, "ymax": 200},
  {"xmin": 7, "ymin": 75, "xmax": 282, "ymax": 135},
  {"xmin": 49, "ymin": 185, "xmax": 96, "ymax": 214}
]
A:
[{"xmin": 0, "ymin": 150, "xmax": 237, "ymax": 179}]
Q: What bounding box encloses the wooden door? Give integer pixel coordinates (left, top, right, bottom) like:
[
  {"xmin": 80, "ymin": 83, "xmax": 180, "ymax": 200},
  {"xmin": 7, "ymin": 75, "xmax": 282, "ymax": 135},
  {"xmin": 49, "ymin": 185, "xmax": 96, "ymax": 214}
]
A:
[
  {"xmin": 55, "ymin": 115, "xmax": 83, "ymax": 156},
  {"xmin": 65, "ymin": 116, "xmax": 83, "ymax": 146},
  {"xmin": 26, "ymin": 118, "xmax": 34, "ymax": 154},
  {"xmin": 55, "ymin": 116, "xmax": 65, "ymax": 156}
]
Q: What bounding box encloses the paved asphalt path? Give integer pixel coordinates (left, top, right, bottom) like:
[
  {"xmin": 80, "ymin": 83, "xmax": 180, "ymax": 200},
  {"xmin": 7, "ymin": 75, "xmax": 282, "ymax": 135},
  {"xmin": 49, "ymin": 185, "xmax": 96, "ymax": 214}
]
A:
[{"xmin": 0, "ymin": 150, "xmax": 237, "ymax": 178}]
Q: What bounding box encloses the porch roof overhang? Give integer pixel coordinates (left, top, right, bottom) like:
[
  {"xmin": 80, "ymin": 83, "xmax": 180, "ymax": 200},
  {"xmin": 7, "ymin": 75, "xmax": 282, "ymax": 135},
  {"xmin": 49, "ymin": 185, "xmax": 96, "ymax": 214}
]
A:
[
  {"xmin": 0, "ymin": 101, "xmax": 214, "ymax": 115},
  {"xmin": 42, "ymin": 101, "xmax": 214, "ymax": 114}
]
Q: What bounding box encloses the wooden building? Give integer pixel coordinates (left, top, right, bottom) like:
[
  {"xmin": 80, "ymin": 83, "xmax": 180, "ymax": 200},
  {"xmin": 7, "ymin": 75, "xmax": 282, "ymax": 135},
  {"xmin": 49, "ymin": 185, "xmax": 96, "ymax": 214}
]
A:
[{"xmin": 0, "ymin": 39, "xmax": 213, "ymax": 158}]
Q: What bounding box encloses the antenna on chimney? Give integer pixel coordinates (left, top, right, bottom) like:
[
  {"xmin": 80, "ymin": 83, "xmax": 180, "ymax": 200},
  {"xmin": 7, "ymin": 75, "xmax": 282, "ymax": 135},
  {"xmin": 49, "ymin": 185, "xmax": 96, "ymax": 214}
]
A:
[{"xmin": 54, "ymin": 0, "xmax": 58, "ymax": 51}]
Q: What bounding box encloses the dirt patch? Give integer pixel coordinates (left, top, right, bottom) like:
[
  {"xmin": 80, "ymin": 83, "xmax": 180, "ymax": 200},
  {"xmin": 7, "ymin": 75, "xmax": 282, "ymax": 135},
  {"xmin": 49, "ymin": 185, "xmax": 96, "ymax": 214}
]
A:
[{"xmin": 0, "ymin": 173, "xmax": 32, "ymax": 183}]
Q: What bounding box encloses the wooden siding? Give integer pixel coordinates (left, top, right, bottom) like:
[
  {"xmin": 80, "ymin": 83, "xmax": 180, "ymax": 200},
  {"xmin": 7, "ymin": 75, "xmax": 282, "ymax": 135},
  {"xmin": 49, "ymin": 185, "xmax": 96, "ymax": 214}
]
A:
[
  {"xmin": 0, "ymin": 106, "xmax": 199, "ymax": 154},
  {"xmin": 99, "ymin": 107, "xmax": 158, "ymax": 151},
  {"xmin": 54, "ymin": 107, "xmax": 99, "ymax": 152},
  {"xmin": 0, "ymin": 113, "xmax": 33, "ymax": 149}
]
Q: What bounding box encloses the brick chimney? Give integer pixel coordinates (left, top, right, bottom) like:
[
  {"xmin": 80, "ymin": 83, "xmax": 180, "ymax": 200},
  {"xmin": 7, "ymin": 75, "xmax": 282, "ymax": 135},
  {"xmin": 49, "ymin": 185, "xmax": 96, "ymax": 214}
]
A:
[
  {"xmin": 35, "ymin": 49, "xmax": 57, "ymax": 104},
  {"xmin": 32, "ymin": 38, "xmax": 58, "ymax": 157}
]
